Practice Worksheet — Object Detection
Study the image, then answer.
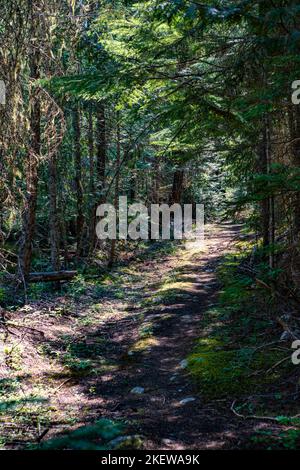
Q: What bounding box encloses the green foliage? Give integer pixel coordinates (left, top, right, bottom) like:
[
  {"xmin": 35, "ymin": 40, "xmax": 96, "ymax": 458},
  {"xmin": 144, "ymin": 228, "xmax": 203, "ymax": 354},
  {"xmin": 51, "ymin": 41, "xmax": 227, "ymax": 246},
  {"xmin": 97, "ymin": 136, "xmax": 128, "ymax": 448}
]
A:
[
  {"xmin": 0, "ymin": 287, "xmax": 6, "ymax": 303},
  {"xmin": 28, "ymin": 282, "xmax": 53, "ymax": 301},
  {"xmin": 234, "ymin": 164, "xmax": 300, "ymax": 210},
  {"xmin": 32, "ymin": 419, "xmax": 124, "ymax": 450},
  {"xmin": 187, "ymin": 240, "xmax": 293, "ymax": 399},
  {"xmin": 66, "ymin": 275, "xmax": 88, "ymax": 298},
  {"xmin": 62, "ymin": 354, "xmax": 92, "ymax": 375},
  {"xmin": 251, "ymin": 428, "xmax": 300, "ymax": 450}
]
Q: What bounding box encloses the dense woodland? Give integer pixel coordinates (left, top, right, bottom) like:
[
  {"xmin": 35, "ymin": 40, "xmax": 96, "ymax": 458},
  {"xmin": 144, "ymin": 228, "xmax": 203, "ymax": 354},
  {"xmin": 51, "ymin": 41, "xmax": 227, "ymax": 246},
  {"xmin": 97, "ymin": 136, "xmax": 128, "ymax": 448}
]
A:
[{"xmin": 1, "ymin": 0, "xmax": 300, "ymax": 451}]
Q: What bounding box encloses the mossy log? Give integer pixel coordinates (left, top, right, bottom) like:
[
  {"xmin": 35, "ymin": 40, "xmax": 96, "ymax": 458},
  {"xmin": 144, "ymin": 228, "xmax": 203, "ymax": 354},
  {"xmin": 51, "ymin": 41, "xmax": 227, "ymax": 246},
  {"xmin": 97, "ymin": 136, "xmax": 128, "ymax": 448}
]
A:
[{"xmin": 28, "ymin": 271, "xmax": 77, "ymax": 283}]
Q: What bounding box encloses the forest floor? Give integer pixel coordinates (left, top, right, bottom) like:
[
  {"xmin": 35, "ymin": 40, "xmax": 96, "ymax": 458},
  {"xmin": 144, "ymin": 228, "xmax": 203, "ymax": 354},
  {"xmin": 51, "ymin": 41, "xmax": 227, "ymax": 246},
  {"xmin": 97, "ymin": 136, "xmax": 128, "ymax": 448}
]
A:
[{"xmin": 0, "ymin": 224, "xmax": 285, "ymax": 449}]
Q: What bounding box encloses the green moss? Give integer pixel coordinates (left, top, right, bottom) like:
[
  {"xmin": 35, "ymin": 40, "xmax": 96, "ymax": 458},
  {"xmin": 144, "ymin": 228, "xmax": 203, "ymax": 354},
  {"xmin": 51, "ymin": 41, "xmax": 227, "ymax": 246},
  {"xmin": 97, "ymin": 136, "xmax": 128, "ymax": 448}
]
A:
[
  {"xmin": 186, "ymin": 238, "xmax": 294, "ymax": 400},
  {"xmin": 187, "ymin": 337, "xmax": 290, "ymax": 399}
]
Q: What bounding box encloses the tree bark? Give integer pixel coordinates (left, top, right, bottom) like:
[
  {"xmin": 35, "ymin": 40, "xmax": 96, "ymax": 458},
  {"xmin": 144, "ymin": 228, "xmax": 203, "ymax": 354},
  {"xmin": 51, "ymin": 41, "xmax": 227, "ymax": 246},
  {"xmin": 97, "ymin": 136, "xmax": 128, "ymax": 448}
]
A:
[
  {"xmin": 170, "ymin": 169, "xmax": 184, "ymax": 204},
  {"xmin": 259, "ymin": 115, "xmax": 275, "ymax": 268},
  {"xmin": 86, "ymin": 105, "xmax": 95, "ymax": 253},
  {"xmin": 151, "ymin": 153, "xmax": 160, "ymax": 204},
  {"xmin": 48, "ymin": 152, "xmax": 60, "ymax": 271},
  {"xmin": 259, "ymin": 124, "xmax": 270, "ymax": 248},
  {"xmin": 19, "ymin": 45, "xmax": 41, "ymax": 281},
  {"xmin": 289, "ymin": 105, "xmax": 300, "ymax": 238},
  {"xmin": 96, "ymin": 104, "xmax": 106, "ymax": 186},
  {"xmin": 72, "ymin": 105, "xmax": 84, "ymax": 258},
  {"xmin": 88, "ymin": 105, "xmax": 95, "ymax": 198},
  {"xmin": 90, "ymin": 103, "xmax": 107, "ymax": 253},
  {"xmin": 265, "ymin": 115, "xmax": 275, "ymax": 269},
  {"xmin": 108, "ymin": 119, "xmax": 121, "ymax": 268}
]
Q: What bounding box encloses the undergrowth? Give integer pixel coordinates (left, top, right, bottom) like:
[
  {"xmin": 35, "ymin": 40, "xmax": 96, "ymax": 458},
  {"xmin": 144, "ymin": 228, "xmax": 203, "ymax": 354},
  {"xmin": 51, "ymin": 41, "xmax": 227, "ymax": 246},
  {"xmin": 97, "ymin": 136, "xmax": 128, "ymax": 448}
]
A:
[
  {"xmin": 29, "ymin": 419, "xmax": 128, "ymax": 450},
  {"xmin": 187, "ymin": 239, "xmax": 295, "ymax": 406}
]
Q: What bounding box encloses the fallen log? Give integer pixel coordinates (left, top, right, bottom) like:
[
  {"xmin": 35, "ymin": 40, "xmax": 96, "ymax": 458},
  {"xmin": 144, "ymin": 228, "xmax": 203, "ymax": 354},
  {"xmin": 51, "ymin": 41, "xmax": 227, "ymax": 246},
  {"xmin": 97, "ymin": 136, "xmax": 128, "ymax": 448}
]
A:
[{"xmin": 28, "ymin": 271, "xmax": 77, "ymax": 283}]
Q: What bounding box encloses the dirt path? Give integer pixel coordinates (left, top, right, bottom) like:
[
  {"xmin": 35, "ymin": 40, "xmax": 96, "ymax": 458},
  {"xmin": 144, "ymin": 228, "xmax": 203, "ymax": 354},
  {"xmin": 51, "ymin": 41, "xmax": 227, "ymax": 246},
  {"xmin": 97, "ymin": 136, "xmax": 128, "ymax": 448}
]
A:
[
  {"xmin": 76, "ymin": 223, "xmax": 254, "ymax": 450},
  {"xmin": 1, "ymin": 224, "xmax": 263, "ymax": 449}
]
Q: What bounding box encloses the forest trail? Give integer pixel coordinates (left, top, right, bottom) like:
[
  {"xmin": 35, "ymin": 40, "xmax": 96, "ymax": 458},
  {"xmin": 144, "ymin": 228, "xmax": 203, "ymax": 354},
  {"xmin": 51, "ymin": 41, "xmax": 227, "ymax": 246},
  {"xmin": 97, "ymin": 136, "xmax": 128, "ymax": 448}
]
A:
[
  {"xmin": 90, "ymin": 223, "xmax": 256, "ymax": 450},
  {"xmin": 2, "ymin": 224, "xmax": 268, "ymax": 449},
  {"xmin": 97, "ymin": 223, "xmax": 245, "ymax": 450}
]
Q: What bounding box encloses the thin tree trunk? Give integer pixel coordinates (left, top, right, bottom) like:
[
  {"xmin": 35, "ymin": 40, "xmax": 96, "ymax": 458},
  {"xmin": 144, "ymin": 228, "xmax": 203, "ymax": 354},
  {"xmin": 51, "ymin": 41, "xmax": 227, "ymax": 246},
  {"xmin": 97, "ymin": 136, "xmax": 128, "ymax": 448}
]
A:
[
  {"xmin": 48, "ymin": 152, "xmax": 60, "ymax": 271},
  {"xmin": 170, "ymin": 169, "xmax": 184, "ymax": 204},
  {"xmin": 108, "ymin": 119, "xmax": 121, "ymax": 268},
  {"xmin": 151, "ymin": 153, "xmax": 160, "ymax": 204},
  {"xmin": 87, "ymin": 105, "xmax": 95, "ymax": 253},
  {"xmin": 61, "ymin": 207, "xmax": 69, "ymax": 270},
  {"xmin": 90, "ymin": 103, "xmax": 106, "ymax": 253},
  {"xmin": 88, "ymin": 106, "xmax": 95, "ymax": 198},
  {"xmin": 289, "ymin": 105, "xmax": 300, "ymax": 238},
  {"xmin": 19, "ymin": 48, "xmax": 41, "ymax": 281},
  {"xmin": 264, "ymin": 115, "xmax": 275, "ymax": 269},
  {"xmin": 129, "ymin": 150, "xmax": 138, "ymax": 203},
  {"xmin": 72, "ymin": 105, "xmax": 84, "ymax": 259},
  {"xmin": 258, "ymin": 118, "xmax": 271, "ymax": 249},
  {"xmin": 58, "ymin": 180, "xmax": 69, "ymax": 269},
  {"xmin": 96, "ymin": 104, "xmax": 106, "ymax": 186},
  {"xmin": 259, "ymin": 114, "xmax": 275, "ymax": 267}
]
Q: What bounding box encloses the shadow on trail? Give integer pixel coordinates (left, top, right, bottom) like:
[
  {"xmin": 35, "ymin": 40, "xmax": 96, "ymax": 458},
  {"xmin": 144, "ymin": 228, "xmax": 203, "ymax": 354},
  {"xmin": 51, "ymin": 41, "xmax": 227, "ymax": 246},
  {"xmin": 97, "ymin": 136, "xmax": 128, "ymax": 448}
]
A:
[{"xmin": 38, "ymin": 224, "xmax": 251, "ymax": 449}]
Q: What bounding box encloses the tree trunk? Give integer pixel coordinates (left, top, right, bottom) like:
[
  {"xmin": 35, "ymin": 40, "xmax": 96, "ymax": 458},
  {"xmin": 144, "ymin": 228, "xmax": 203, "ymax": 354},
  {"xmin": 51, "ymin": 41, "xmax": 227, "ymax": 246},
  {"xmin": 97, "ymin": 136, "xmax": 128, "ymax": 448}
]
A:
[
  {"xmin": 72, "ymin": 106, "xmax": 84, "ymax": 258},
  {"xmin": 259, "ymin": 115, "xmax": 275, "ymax": 268},
  {"xmin": 90, "ymin": 103, "xmax": 107, "ymax": 253},
  {"xmin": 289, "ymin": 105, "xmax": 300, "ymax": 238},
  {"xmin": 48, "ymin": 152, "xmax": 60, "ymax": 271},
  {"xmin": 108, "ymin": 119, "xmax": 121, "ymax": 268},
  {"xmin": 88, "ymin": 106, "xmax": 95, "ymax": 198},
  {"xmin": 96, "ymin": 104, "xmax": 106, "ymax": 186},
  {"xmin": 19, "ymin": 48, "xmax": 41, "ymax": 281},
  {"xmin": 129, "ymin": 151, "xmax": 138, "ymax": 203},
  {"xmin": 151, "ymin": 153, "xmax": 160, "ymax": 204},
  {"xmin": 170, "ymin": 169, "xmax": 184, "ymax": 204},
  {"xmin": 264, "ymin": 115, "xmax": 275, "ymax": 269},
  {"xmin": 86, "ymin": 105, "xmax": 95, "ymax": 253}
]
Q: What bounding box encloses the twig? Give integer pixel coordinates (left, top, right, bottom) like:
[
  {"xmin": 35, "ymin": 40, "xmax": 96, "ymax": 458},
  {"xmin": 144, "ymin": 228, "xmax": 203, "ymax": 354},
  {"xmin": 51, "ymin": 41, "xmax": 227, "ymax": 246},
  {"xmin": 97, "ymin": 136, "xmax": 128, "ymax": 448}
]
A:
[
  {"xmin": 51, "ymin": 378, "xmax": 72, "ymax": 395},
  {"xmin": 36, "ymin": 428, "xmax": 50, "ymax": 443},
  {"xmin": 1, "ymin": 321, "xmax": 45, "ymax": 337},
  {"xmin": 266, "ymin": 356, "xmax": 291, "ymax": 374},
  {"xmin": 251, "ymin": 340, "xmax": 282, "ymax": 353},
  {"xmin": 255, "ymin": 278, "xmax": 273, "ymax": 291}
]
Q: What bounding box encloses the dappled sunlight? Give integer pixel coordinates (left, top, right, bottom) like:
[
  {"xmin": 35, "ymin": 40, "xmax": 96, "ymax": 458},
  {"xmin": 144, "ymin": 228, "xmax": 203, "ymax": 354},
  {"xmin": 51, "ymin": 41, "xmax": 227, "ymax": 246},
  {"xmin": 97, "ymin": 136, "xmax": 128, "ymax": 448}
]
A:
[{"xmin": 0, "ymin": 224, "xmax": 281, "ymax": 449}]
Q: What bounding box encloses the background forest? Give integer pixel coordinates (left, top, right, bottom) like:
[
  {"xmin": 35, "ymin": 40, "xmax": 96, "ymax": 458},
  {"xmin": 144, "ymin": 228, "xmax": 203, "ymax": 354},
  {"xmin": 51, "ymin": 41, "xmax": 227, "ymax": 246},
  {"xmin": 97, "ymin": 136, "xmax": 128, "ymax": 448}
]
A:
[{"xmin": 1, "ymin": 0, "xmax": 300, "ymax": 451}]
